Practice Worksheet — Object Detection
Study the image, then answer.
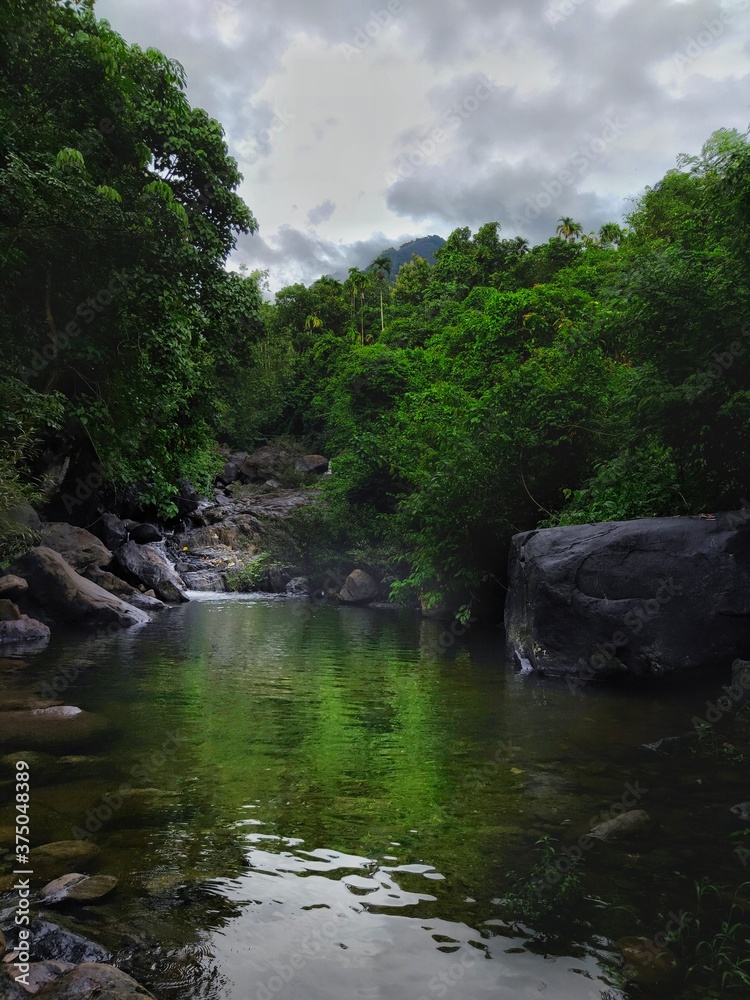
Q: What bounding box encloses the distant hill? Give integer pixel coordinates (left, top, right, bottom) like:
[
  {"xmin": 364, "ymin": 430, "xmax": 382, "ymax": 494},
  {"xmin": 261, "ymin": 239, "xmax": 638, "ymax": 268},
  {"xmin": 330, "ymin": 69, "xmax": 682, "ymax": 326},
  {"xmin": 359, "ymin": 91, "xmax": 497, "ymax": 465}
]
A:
[{"xmin": 372, "ymin": 235, "xmax": 446, "ymax": 280}]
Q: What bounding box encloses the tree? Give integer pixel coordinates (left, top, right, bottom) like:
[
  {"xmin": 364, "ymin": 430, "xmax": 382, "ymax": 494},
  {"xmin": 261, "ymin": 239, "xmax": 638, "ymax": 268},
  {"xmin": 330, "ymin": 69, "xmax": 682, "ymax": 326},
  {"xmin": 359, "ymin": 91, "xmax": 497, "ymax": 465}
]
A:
[
  {"xmin": 556, "ymin": 217, "xmax": 584, "ymax": 242},
  {"xmin": 370, "ymin": 254, "xmax": 392, "ymax": 332},
  {"xmin": 0, "ymin": 0, "xmax": 258, "ymax": 514},
  {"xmin": 598, "ymin": 223, "xmax": 624, "ymax": 247}
]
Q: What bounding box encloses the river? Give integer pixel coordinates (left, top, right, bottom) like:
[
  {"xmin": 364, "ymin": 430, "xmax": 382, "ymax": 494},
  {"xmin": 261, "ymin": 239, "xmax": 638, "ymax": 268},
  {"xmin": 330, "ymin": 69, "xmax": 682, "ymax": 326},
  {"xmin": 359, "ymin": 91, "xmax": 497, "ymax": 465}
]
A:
[{"xmin": 2, "ymin": 594, "xmax": 749, "ymax": 999}]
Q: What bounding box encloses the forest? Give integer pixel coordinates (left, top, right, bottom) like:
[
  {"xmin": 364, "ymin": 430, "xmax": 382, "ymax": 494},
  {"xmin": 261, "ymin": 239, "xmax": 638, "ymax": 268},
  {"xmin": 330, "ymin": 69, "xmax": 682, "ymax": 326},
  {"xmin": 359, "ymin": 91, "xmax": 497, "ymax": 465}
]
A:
[{"xmin": 3, "ymin": 0, "xmax": 750, "ymax": 614}]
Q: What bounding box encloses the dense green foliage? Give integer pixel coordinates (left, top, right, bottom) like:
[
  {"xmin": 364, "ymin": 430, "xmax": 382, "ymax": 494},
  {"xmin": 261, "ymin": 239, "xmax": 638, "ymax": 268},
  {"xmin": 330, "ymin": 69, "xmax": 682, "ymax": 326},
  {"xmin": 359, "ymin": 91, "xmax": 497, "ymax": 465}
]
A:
[
  {"xmin": 252, "ymin": 129, "xmax": 750, "ymax": 611},
  {"xmin": 0, "ymin": 0, "xmax": 261, "ymax": 523}
]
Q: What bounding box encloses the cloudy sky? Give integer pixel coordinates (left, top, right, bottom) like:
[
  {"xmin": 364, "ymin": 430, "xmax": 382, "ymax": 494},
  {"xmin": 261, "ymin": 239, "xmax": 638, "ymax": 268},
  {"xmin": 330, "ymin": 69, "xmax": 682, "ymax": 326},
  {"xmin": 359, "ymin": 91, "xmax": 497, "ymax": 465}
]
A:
[{"xmin": 96, "ymin": 0, "xmax": 750, "ymax": 291}]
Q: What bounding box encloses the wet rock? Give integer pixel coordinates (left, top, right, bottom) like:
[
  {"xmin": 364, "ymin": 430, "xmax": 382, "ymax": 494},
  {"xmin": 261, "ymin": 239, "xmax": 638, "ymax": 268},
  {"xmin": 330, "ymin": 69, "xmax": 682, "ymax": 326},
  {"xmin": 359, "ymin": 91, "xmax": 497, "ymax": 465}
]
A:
[
  {"xmin": 29, "ymin": 841, "xmax": 101, "ymax": 875},
  {"xmin": 114, "ymin": 542, "xmax": 188, "ymax": 604},
  {"xmin": 0, "ymin": 707, "xmax": 110, "ymax": 752},
  {"xmin": 617, "ymin": 936, "xmax": 681, "ymax": 987},
  {"xmin": 0, "ymin": 965, "xmax": 39, "ymax": 999},
  {"xmin": 268, "ymin": 566, "xmax": 290, "ymax": 593},
  {"xmin": 3, "ymin": 961, "xmax": 75, "ymax": 995},
  {"xmin": 219, "ymin": 461, "xmax": 239, "ymax": 485},
  {"xmin": 506, "ymin": 514, "xmax": 750, "ymax": 680},
  {"xmin": 1, "ymin": 921, "xmax": 110, "ymax": 967},
  {"xmin": 39, "ymin": 524, "xmax": 113, "ymax": 573},
  {"xmin": 9, "ymin": 548, "xmax": 148, "ymax": 628},
  {"xmin": 0, "ymin": 600, "xmax": 21, "ymax": 621},
  {"xmin": 0, "ymin": 615, "xmax": 51, "ymax": 645},
  {"xmin": 285, "ymin": 577, "xmax": 309, "ymax": 597},
  {"xmin": 182, "ymin": 570, "xmax": 225, "ymax": 592},
  {"xmin": 97, "ymin": 513, "xmax": 129, "ymax": 550},
  {"xmin": 0, "ymin": 576, "xmax": 28, "ymax": 597},
  {"xmin": 590, "ymin": 809, "xmax": 654, "ymax": 842},
  {"xmin": 129, "ymin": 524, "xmax": 162, "ymax": 545},
  {"xmin": 295, "ymin": 454, "xmax": 329, "ymax": 474},
  {"xmin": 40, "ymin": 873, "xmax": 117, "ymax": 904},
  {"xmin": 83, "ymin": 568, "xmax": 164, "ymax": 612},
  {"xmin": 731, "ymin": 801, "xmax": 750, "ymax": 821},
  {"xmin": 339, "ymin": 569, "xmax": 378, "ymax": 604},
  {"xmin": 35, "ymin": 964, "xmax": 154, "ymax": 1000},
  {"xmin": 177, "ymin": 480, "xmax": 200, "ymax": 518}
]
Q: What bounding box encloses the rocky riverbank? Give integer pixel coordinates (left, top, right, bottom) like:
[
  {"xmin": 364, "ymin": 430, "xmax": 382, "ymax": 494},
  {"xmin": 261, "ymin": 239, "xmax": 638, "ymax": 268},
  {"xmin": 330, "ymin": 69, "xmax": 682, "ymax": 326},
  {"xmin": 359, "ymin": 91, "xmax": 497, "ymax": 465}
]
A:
[{"xmin": 0, "ymin": 445, "xmax": 391, "ymax": 651}]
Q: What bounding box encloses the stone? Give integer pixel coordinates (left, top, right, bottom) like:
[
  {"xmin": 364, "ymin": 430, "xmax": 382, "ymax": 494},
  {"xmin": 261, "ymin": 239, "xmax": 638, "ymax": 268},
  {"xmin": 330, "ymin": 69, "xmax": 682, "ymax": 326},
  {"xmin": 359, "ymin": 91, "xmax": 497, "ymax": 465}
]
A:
[
  {"xmin": 6, "ymin": 920, "xmax": 110, "ymax": 965},
  {"xmin": 0, "ymin": 576, "xmax": 28, "ymax": 597},
  {"xmin": 6, "ymin": 504, "xmax": 41, "ymax": 532},
  {"xmin": 590, "ymin": 809, "xmax": 654, "ymax": 842},
  {"xmin": 0, "ymin": 616, "xmax": 51, "ymax": 645},
  {"xmin": 40, "ymin": 873, "xmax": 118, "ymax": 904},
  {"xmin": 97, "ymin": 513, "xmax": 129, "ymax": 550},
  {"xmin": 39, "ymin": 523, "xmax": 112, "ymax": 572},
  {"xmin": 0, "ymin": 707, "xmax": 110, "ymax": 751},
  {"xmin": 34, "ymin": 964, "xmax": 154, "ymax": 999},
  {"xmin": 9, "ymin": 548, "xmax": 148, "ymax": 627},
  {"xmin": 617, "ymin": 936, "xmax": 681, "ymax": 987},
  {"xmin": 2, "ymin": 961, "xmax": 75, "ymax": 995},
  {"xmin": 505, "ymin": 514, "xmax": 750, "ymax": 680},
  {"xmin": 294, "ymin": 454, "xmax": 329, "ymax": 475},
  {"xmin": 29, "ymin": 841, "xmax": 101, "ymax": 875},
  {"xmin": 240, "ymin": 447, "xmax": 290, "ymax": 482},
  {"xmin": 220, "ymin": 461, "xmax": 239, "ymax": 485},
  {"xmin": 114, "ymin": 542, "xmax": 188, "ymax": 603},
  {"xmin": 0, "ymin": 600, "xmax": 21, "ymax": 621},
  {"xmin": 285, "ymin": 577, "xmax": 309, "ymax": 597},
  {"xmin": 176, "ymin": 479, "xmax": 200, "ymax": 517},
  {"xmin": 182, "ymin": 570, "xmax": 226, "ymax": 592},
  {"xmin": 339, "ymin": 569, "xmax": 378, "ymax": 604},
  {"xmin": 268, "ymin": 566, "xmax": 290, "ymax": 593},
  {"xmin": 83, "ymin": 568, "xmax": 164, "ymax": 610},
  {"xmin": 129, "ymin": 523, "xmax": 163, "ymax": 544}
]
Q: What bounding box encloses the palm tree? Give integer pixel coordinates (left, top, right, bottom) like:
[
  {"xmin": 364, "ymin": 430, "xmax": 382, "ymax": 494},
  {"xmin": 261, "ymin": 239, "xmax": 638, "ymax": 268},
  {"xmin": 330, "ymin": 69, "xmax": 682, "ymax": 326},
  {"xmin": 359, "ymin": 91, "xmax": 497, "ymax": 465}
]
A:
[
  {"xmin": 370, "ymin": 255, "xmax": 392, "ymax": 333},
  {"xmin": 304, "ymin": 313, "xmax": 323, "ymax": 334},
  {"xmin": 556, "ymin": 217, "xmax": 584, "ymax": 242},
  {"xmin": 346, "ymin": 267, "xmax": 368, "ymax": 345},
  {"xmin": 598, "ymin": 223, "xmax": 625, "ymax": 248}
]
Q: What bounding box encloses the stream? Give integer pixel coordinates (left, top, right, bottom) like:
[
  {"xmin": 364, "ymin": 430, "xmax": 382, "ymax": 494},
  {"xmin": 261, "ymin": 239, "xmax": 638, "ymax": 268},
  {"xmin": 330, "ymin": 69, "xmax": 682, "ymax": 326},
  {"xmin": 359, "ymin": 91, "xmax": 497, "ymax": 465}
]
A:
[{"xmin": 1, "ymin": 593, "xmax": 749, "ymax": 999}]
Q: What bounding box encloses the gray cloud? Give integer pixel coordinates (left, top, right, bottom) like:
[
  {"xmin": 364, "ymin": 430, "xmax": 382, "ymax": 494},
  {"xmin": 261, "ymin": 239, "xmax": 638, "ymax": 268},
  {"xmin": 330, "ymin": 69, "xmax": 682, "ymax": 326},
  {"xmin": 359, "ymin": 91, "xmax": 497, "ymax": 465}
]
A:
[
  {"xmin": 96, "ymin": 0, "xmax": 750, "ymax": 287},
  {"xmin": 307, "ymin": 200, "xmax": 337, "ymax": 225}
]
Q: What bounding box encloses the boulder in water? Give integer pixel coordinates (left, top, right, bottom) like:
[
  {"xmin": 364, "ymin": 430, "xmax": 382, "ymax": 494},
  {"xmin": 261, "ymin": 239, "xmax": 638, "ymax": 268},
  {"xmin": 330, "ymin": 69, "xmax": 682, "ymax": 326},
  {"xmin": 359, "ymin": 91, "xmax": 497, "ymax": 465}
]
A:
[
  {"xmin": 9, "ymin": 547, "xmax": 148, "ymax": 627},
  {"xmin": 114, "ymin": 541, "xmax": 188, "ymax": 603},
  {"xmin": 506, "ymin": 514, "xmax": 750, "ymax": 680},
  {"xmin": 35, "ymin": 964, "xmax": 154, "ymax": 999},
  {"xmin": 339, "ymin": 569, "xmax": 378, "ymax": 604}
]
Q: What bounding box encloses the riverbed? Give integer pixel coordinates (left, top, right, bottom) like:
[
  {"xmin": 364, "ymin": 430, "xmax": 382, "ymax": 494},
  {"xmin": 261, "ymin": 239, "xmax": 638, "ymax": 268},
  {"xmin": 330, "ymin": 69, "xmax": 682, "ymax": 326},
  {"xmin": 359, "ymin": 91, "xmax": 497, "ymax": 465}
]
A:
[{"xmin": 1, "ymin": 594, "xmax": 749, "ymax": 999}]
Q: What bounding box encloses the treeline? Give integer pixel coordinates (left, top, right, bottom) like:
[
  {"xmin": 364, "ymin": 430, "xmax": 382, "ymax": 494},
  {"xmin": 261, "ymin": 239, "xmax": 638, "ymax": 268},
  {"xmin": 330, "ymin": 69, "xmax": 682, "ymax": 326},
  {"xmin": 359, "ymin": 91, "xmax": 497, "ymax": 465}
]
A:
[
  {"xmin": 2, "ymin": 3, "xmax": 750, "ymax": 614},
  {"xmin": 252, "ymin": 133, "xmax": 750, "ymax": 612}
]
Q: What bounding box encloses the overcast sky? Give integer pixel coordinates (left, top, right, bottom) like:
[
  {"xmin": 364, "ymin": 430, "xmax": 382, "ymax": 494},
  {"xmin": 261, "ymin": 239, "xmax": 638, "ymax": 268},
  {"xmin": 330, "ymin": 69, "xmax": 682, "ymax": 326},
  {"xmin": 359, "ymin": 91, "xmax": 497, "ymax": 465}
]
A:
[{"xmin": 95, "ymin": 0, "xmax": 750, "ymax": 291}]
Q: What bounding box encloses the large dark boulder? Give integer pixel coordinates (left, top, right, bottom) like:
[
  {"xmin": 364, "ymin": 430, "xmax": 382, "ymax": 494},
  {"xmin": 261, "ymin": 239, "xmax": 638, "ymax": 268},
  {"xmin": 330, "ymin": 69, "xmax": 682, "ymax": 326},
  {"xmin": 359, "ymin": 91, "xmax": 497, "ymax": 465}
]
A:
[
  {"xmin": 505, "ymin": 513, "xmax": 750, "ymax": 682},
  {"xmin": 97, "ymin": 513, "xmax": 129, "ymax": 550},
  {"xmin": 115, "ymin": 541, "xmax": 188, "ymax": 603},
  {"xmin": 9, "ymin": 548, "xmax": 148, "ymax": 627}
]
